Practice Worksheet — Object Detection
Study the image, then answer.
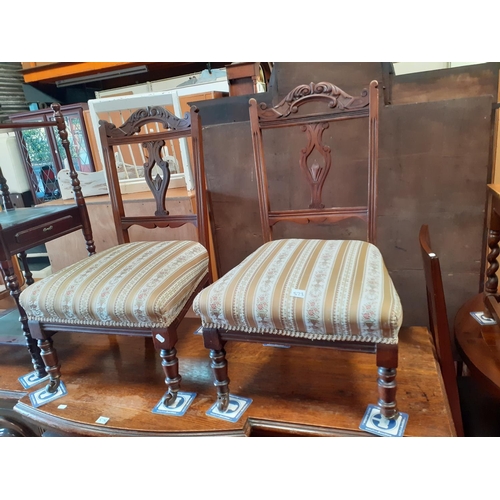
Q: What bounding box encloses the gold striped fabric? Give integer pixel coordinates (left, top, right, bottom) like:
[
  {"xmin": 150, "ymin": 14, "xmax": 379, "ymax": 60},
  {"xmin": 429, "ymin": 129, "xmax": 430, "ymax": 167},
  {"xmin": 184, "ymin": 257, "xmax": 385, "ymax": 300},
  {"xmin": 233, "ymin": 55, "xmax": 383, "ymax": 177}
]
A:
[
  {"xmin": 193, "ymin": 239, "xmax": 402, "ymax": 343},
  {"xmin": 20, "ymin": 241, "xmax": 208, "ymax": 328}
]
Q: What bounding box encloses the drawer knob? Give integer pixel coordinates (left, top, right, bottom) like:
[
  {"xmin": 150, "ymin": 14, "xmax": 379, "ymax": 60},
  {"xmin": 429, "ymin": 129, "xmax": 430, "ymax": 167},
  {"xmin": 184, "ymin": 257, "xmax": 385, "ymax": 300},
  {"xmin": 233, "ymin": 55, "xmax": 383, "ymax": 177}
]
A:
[{"xmin": 43, "ymin": 225, "xmax": 53, "ymax": 232}]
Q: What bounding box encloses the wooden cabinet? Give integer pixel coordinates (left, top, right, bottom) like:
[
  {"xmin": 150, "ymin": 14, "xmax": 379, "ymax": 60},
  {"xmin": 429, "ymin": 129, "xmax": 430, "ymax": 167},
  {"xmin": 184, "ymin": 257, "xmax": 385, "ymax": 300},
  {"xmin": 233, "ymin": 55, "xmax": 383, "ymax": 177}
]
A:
[
  {"xmin": 9, "ymin": 104, "xmax": 96, "ymax": 204},
  {"xmin": 226, "ymin": 62, "xmax": 270, "ymax": 96}
]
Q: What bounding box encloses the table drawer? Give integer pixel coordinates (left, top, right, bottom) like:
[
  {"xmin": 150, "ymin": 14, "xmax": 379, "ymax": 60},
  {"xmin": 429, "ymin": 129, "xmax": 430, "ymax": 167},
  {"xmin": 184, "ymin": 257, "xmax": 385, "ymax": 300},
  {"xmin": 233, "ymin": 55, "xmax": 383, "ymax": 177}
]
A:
[{"xmin": 14, "ymin": 215, "xmax": 77, "ymax": 246}]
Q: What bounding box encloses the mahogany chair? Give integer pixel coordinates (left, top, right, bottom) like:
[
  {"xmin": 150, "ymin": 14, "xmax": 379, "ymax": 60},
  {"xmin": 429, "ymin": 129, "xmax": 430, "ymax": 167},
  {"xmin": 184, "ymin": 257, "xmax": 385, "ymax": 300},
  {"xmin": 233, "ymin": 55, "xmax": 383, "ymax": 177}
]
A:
[
  {"xmin": 19, "ymin": 105, "xmax": 211, "ymax": 406},
  {"xmin": 420, "ymin": 224, "xmax": 500, "ymax": 436},
  {"xmin": 194, "ymin": 81, "xmax": 403, "ymax": 418}
]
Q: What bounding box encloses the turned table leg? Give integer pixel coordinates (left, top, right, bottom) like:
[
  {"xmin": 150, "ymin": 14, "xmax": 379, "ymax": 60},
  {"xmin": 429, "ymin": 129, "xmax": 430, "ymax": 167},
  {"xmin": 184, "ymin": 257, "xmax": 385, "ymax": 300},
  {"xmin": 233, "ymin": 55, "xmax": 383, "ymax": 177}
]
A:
[
  {"xmin": 484, "ymin": 191, "xmax": 500, "ymax": 321},
  {"xmin": 484, "ymin": 228, "xmax": 500, "ymax": 320}
]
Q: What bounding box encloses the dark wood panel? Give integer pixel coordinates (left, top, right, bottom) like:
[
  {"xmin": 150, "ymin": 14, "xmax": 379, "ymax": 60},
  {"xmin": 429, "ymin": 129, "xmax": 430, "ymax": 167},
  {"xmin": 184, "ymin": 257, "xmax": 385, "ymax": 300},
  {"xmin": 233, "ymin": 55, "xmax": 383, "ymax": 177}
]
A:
[
  {"xmin": 392, "ymin": 62, "xmax": 499, "ymax": 105},
  {"xmin": 377, "ymin": 96, "xmax": 492, "ymax": 326},
  {"xmin": 202, "ymin": 123, "xmax": 263, "ymax": 274}
]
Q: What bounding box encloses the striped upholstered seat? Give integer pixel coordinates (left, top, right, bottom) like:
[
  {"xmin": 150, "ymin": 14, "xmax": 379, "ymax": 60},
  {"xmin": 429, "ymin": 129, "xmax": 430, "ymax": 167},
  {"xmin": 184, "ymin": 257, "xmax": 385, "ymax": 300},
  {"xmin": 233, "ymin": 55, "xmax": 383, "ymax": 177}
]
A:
[
  {"xmin": 194, "ymin": 239, "xmax": 402, "ymax": 343},
  {"xmin": 20, "ymin": 241, "xmax": 208, "ymax": 329}
]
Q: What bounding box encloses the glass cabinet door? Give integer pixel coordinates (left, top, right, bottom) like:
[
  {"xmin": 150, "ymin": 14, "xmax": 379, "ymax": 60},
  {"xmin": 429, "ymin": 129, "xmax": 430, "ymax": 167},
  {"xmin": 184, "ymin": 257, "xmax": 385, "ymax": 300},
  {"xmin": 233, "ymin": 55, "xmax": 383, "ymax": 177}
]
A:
[
  {"xmin": 10, "ymin": 104, "xmax": 95, "ymax": 204},
  {"xmin": 18, "ymin": 119, "xmax": 61, "ymax": 203},
  {"xmin": 53, "ymin": 112, "xmax": 93, "ymax": 173}
]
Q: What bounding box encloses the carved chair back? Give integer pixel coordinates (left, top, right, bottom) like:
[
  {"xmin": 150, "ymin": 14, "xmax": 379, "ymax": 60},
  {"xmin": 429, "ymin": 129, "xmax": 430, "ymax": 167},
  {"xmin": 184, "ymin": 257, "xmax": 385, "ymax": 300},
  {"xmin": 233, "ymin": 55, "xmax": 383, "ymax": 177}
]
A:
[
  {"xmin": 98, "ymin": 105, "xmax": 210, "ymax": 258},
  {"xmin": 249, "ymin": 81, "xmax": 379, "ymax": 244},
  {"xmin": 419, "ymin": 224, "xmax": 464, "ymax": 436}
]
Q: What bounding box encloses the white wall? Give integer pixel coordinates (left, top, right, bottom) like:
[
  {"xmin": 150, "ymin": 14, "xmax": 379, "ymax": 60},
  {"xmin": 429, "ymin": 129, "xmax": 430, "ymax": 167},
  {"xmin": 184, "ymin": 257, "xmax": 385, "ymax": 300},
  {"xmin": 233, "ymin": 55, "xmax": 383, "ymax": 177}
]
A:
[
  {"xmin": 0, "ymin": 133, "xmax": 30, "ymax": 193},
  {"xmin": 394, "ymin": 62, "xmax": 486, "ymax": 75}
]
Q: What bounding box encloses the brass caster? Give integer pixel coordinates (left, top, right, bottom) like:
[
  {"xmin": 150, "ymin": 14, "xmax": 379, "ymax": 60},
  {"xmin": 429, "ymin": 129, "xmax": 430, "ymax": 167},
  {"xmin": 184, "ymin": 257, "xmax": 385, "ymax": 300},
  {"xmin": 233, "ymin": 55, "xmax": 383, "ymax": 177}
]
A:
[
  {"xmin": 217, "ymin": 393, "xmax": 229, "ymax": 412},
  {"xmin": 382, "ymin": 410, "xmax": 400, "ymax": 420},
  {"xmin": 163, "ymin": 390, "xmax": 178, "ymax": 407},
  {"xmin": 45, "ymin": 379, "xmax": 60, "ymax": 394}
]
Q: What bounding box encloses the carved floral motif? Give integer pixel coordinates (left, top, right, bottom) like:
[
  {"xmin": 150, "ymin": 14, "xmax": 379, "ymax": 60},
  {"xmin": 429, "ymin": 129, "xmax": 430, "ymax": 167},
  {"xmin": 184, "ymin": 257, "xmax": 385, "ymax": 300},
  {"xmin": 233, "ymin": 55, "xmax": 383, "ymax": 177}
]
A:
[
  {"xmin": 257, "ymin": 81, "xmax": 369, "ymax": 120},
  {"xmin": 100, "ymin": 106, "xmax": 191, "ymax": 137}
]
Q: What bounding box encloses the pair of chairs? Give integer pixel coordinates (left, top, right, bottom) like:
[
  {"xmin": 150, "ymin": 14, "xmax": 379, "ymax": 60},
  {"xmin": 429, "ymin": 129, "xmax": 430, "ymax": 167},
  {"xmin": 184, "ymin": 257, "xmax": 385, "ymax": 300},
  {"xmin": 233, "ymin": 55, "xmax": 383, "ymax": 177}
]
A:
[{"xmin": 19, "ymin": 80, "xmax": 403, "ymax": 418}]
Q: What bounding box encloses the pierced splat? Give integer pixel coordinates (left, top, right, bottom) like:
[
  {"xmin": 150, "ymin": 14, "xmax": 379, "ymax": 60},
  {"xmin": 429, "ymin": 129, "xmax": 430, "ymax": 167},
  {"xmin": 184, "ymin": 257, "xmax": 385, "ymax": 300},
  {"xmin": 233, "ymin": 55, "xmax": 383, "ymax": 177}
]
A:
[
  {"xmin": 249, "ymin": 79, "xmax": 379, "ymax": 244},
  {"xmin": 299, "ymin": 122, "xmax": 331, "ymax": 209},
  {"xmin": 142, "ymin": 140, "xmax": 171, "ymax": 216}
]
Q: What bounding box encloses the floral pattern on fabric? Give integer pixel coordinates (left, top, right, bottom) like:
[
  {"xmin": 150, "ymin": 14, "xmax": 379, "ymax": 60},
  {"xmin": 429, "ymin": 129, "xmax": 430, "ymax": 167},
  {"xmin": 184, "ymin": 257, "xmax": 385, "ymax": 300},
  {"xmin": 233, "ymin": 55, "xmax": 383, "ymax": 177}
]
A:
[
  {"xmin": 20, "ymin": 241, "xmax": 209, "ymax": 328},
  {"xmin": 193, "ymin": 239, "xmax": 402, "ymax": 344}
]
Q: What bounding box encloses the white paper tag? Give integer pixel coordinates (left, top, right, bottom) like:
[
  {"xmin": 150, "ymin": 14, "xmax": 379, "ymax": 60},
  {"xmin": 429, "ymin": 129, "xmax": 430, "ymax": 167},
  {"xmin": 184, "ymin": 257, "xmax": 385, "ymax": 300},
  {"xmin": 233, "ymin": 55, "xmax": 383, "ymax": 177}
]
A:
[
  {"xmin": 155, "ymin": 333, "xmax": 165, "ymax": 343},
  {"xmin": 57, "ymin": 404, "xmax": 67, "ymax": 410},
  {"xmin": 95, "ymin": 416, "xmax": 109, "ymax": 425},
  {"xmin": 291, "ymin": 288, "xmax": 306, "ymax": 298}
]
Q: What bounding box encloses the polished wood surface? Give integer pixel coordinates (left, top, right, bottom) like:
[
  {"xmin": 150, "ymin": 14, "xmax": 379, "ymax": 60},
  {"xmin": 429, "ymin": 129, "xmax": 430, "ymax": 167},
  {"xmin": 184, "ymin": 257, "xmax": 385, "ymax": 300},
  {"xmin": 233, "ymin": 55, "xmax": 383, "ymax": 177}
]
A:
[
  {"xmin": 0, "ymin": 319, "xmax": 454, "ymax": 436},
  {"xmin": 455, "ymin": 293, "xmax": 500, "ymax": 397},
  {"xmin": 454, "ymin": 293, "xmax": 500, "ymax": 435}
]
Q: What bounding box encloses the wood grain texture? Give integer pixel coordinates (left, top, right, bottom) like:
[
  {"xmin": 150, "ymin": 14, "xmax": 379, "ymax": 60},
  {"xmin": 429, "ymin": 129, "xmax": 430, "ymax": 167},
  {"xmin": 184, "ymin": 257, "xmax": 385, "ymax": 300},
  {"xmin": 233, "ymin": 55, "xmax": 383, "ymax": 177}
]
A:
[
  {"xmin": 0, "ymin": 319, "xmax": 455, "ymax": 436},
  {"xmin": 455, "ymin": 293, "xmax": 500, "ymax": 397},
  {"xmin": 391, "ymin": 62, "xmax": 499, "ymax": 105}
]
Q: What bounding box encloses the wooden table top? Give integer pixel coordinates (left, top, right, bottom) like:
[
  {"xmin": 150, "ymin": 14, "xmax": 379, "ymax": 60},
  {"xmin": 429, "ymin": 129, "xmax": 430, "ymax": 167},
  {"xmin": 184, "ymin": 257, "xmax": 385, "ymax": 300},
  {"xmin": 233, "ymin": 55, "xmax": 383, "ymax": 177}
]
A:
[
  {"xmin": 454, "ymin": 294, "xmax": 500, "ymax": 397},
  {"xmin": 44, "ymin": 187, "xmax": 193, "ymax": 207},
  {"xmin": 488, "ymin": 184, "xmax": 500, "ymax": 198},
  {"xmin": 0, "ymin": 204, "xmax": 78, "ymax": 230},
  {"xmin": 0, "ymin": 319, "xmax": 455, "ymax": 437}
]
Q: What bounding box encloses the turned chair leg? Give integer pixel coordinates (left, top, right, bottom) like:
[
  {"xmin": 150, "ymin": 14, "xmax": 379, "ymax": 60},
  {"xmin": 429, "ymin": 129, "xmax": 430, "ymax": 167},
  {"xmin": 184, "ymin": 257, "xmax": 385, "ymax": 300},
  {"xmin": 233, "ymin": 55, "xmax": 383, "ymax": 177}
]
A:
[
  {"xmin": 38, "ymin": 337, "xmax": 61, "ymax": 394},
  {"xmin": 160, "ymin": 347, "xmax": 181, "ymax": 406},
  {"xmin": 28, "ymin": 321, "xmax": 61, "ymax": 393},
  {"xmin": 153, "ymin": 328, "xmax": 181, "ymax": 407},
  {"xmin": 203, "ymin": 328, "xmax": 230, "ymax": 411},
  {"xmin": 2, "ymin": 261, "xmax": 46, "ymax": 377},
  {"xmin": 376, "ymin": 343, "xmax": 399, "ymax": 419}
]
